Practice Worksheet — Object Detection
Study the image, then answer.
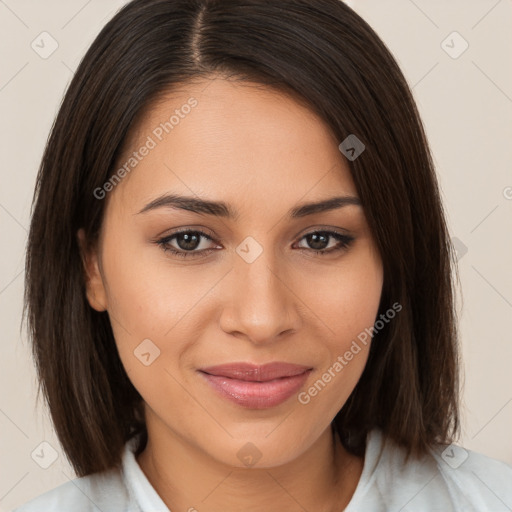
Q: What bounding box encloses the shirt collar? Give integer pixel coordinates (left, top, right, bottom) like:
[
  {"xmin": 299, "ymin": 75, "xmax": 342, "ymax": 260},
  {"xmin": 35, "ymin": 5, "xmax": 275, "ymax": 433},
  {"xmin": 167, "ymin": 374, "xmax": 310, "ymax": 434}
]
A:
[{"xmin": 121, "ymin": 435, "xmax": 170, "ymax": 512}]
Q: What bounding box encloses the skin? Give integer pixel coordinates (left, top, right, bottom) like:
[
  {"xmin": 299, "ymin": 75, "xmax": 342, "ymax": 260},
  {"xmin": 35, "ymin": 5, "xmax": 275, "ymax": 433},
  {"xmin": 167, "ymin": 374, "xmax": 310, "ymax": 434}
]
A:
[{"xmin": 79, "ymin": 76, "xmax": 384, "ymax": 512}]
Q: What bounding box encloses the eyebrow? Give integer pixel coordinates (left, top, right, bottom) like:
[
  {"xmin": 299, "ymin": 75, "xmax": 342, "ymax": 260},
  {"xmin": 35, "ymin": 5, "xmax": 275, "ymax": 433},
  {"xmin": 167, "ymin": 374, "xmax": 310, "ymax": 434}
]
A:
[{"xmin": 136, "ymin": 193, "xmax": 362, "ymax": 219}]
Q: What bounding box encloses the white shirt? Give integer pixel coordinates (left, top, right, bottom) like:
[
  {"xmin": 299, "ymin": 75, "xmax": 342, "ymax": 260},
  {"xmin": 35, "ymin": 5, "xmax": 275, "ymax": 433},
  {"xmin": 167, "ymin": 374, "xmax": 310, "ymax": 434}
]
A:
[{"xmin": 11, "ymin": 428, "xmax": 512, "ymax": 511}]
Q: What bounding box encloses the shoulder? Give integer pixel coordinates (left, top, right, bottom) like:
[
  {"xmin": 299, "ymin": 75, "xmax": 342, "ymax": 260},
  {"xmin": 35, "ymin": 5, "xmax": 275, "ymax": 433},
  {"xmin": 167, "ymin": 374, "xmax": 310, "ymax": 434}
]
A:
[
  {"xmin": 427, "ymin": 441, "xmax": 512, "ymax": 510},
  {"xmin": 348, "ymin": 429, "xmax": 512, "ymax": 511},
  {"xmin": 10, "ymin": 466, "xmax": 136, "ymax": 512}
]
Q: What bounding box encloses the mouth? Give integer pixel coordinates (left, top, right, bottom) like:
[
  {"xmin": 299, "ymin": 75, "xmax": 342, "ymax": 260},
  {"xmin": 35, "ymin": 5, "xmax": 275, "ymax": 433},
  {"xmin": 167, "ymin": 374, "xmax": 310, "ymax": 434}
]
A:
[{"xmin": 197, "ymin": 362, "xmax": 313, "ymax": 409}]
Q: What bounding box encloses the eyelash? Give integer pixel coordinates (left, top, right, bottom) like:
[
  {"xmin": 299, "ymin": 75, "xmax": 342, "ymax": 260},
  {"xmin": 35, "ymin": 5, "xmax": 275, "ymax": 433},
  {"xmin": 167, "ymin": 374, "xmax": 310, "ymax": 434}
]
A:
[{"xmin": 155, "ymin": 228, "xmax": 355, "ymax": 259}]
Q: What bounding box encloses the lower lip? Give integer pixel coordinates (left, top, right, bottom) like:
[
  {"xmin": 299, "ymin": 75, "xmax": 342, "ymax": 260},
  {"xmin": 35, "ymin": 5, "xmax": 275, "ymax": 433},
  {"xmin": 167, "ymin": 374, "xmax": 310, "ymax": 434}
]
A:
[{"xmin": 199, "ymin": 370, "xmax": 311, "ymax": 409}]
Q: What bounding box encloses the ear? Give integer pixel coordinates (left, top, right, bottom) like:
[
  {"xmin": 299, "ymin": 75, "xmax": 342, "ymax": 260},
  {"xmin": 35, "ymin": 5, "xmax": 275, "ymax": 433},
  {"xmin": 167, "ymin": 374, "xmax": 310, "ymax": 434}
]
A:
[{"xmin": 77, "ymin": 228, "xmax": 108, "ymax": 312}]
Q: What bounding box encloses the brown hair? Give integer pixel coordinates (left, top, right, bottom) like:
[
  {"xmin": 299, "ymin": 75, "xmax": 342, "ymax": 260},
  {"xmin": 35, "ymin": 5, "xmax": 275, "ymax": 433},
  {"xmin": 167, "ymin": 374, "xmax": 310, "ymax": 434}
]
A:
[{"xmin": 24, "ymin": 0, "xmax": 461, "ymax": 477}]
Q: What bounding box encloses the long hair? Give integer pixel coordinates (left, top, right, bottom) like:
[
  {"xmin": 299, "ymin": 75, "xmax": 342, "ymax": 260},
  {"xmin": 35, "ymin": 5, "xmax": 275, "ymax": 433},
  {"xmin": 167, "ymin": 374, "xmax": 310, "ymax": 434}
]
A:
[{"xmin": 24, "ymin": 0, "xmax": 460, "ymax": 476}]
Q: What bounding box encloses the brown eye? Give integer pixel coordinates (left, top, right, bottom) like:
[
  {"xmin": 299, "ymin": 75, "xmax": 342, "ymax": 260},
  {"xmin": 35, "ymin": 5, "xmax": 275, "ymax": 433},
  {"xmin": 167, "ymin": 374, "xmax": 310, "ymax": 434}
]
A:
[
  {"xmin": 296, "ymin": 231, "xmax": 354, "ymax": 255},
  {"xmin": 156, "ymin": 229, "xmax": 219, "ymax": 258}
]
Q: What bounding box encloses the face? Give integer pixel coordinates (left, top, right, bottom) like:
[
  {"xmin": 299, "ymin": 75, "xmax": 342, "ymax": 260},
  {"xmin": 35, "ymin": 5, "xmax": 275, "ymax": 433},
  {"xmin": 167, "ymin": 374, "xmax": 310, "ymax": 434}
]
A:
[{"xmin": 80, "ymin": 76, "xmax": 383, "ymax": 468}]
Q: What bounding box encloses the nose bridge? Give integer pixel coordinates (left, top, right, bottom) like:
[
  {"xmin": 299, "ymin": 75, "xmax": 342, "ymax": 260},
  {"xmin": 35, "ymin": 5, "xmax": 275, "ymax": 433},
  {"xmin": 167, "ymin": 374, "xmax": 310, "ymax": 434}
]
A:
[{"xmin": 219, "ymin": 238, "xmax": 299, "ymax": 343}]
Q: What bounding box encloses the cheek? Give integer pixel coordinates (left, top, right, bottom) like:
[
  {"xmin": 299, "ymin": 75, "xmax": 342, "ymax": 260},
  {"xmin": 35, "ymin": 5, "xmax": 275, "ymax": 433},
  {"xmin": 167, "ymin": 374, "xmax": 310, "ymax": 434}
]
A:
[
  {"xmin": 100, "ymin": 226, "xmax": 204, "ymax": 337},
  {"xmin": 298, "ymin": 241, "xmax": 384, "ymax": 341},
  {"xmin": 295, "ymin": 243, "xmax": 383, "ymax": 406},
  {"xmin": 100, "ymin": 244, "xmax": 197, "ymax": 416},
  {"xmin": 98, "ymin": 232, "xmax": 222, "ymax": 403}
]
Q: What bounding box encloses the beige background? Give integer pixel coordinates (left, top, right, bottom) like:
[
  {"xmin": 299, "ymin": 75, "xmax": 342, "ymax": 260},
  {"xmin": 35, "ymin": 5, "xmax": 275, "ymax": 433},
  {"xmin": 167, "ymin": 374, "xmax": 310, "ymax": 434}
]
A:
[{"xmin": 1, "ymin": 0, "xmax": 511, "ymax": 509}]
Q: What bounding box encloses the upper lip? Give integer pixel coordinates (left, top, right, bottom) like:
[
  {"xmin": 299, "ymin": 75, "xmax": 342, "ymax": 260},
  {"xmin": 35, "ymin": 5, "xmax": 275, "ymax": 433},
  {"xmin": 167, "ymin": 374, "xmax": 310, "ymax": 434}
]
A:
[{"xmin": 199, "ymin": 362, "xmax": 312, "ymax": 382}]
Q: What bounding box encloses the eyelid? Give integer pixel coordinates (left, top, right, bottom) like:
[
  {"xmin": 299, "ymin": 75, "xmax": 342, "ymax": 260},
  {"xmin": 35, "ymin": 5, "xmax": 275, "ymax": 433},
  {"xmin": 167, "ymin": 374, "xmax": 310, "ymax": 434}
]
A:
[
  {"xmin": 294, "ymin": 225, "xmax": 352, "ymax": 238},
  {"xmin": 156, "ymin": 225, "xmax": 217, "ymax": 239},
  {"xmin": 155, "ymin": 227, "xmax": 220, "ymax": 249},
  {"xmin": 155, "ymin": 225, "xmax": 352, "ymax": 244},
  {"xmin": 154, "ymin": 225, "xmax": 355, "ymax": 259}
]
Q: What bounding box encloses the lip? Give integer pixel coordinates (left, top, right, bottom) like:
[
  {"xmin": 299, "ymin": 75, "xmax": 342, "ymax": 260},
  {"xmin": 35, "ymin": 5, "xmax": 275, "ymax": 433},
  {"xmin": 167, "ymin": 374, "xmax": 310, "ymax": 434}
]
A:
[
  {"xmin": 200, "ymin": 362, "xmax": 312, "ymax": 381},
  {"xmin": 198, "ymin": 362, "xmax": 313, "ymax": 409}
]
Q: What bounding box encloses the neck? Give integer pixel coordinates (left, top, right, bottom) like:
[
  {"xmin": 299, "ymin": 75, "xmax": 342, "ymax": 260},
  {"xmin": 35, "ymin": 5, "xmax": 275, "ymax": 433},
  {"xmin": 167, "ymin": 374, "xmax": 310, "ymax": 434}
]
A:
[{"xmin": 136, "ymin": 418, "xmax": 364, "ymax": 512}]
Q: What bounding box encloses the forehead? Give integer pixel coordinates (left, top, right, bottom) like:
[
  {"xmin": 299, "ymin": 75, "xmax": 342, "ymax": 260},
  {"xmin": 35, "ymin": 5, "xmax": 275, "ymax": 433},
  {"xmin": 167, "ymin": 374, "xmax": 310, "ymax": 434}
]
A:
[{"xmin": 109, "ymin": 77, "xmax": 359, "ymax": 217}]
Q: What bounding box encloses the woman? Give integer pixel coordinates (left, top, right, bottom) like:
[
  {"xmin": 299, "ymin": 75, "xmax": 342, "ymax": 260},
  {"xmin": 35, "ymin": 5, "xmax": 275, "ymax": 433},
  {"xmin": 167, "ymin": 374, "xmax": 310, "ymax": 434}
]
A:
[{"xmin": 16, "ymin": 0, "xmax": 512, "ymax": 510}]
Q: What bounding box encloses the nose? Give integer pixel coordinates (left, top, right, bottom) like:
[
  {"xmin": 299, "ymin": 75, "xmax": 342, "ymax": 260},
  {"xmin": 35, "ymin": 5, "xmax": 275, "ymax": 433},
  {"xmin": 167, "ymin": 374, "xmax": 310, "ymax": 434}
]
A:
[{"xmin": 218, "ymin": 248, "xmax": 302, "ymax": 345}]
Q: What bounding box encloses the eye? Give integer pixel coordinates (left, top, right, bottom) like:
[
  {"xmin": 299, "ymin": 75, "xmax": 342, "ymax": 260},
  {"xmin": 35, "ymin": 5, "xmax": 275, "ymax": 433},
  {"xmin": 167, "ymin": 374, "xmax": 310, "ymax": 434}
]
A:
[
  {"xmin": 156, "ymin": 229, "xmax": 219, "ymax": 259},
  {"xmin": 155, "ymin": 228, "xmax": 355, "ymax": 259},
  {"xmin": 295, "ymin": 230, "xmax": 355, "ymax": 255}
]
